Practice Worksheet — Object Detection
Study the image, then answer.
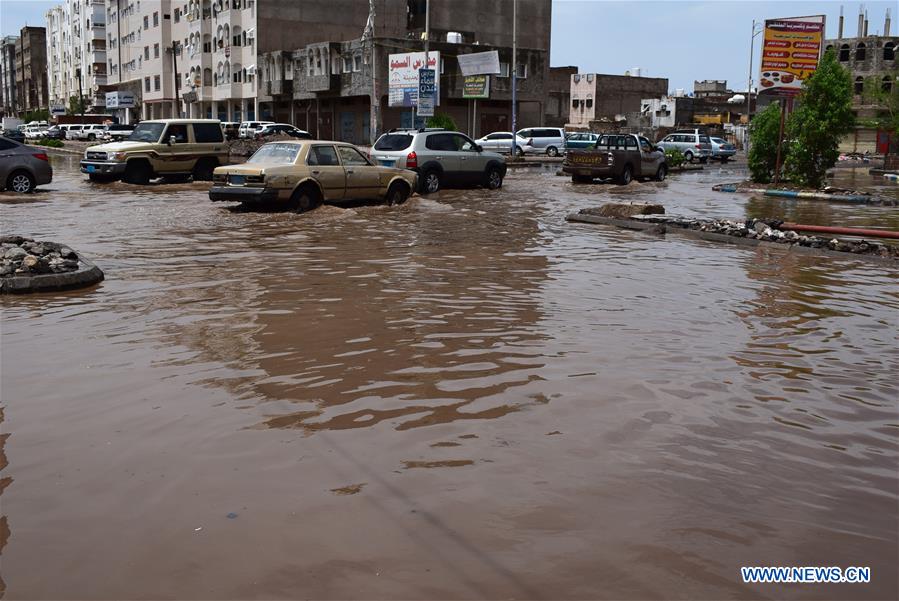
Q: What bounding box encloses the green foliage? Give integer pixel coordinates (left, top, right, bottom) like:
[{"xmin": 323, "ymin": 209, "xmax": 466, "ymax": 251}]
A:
[
  {"xmin": 664, "ymin": 148, "xmax": 685, "ymax": 168},
  {"xmin": 22, "ymin": 109, "xmax": 49, "ymax": 123},
  {"xmin": 67, "ymin": 94, "xmax": 89, "ymax": 116},
  {"xmin": 783, "ymin": 49, "xmax": 855, "ymax": 188},
  {"xmin": 33, "ymin": 138, "xmax": 64, "ymax": 148},
  {"xmin": 861, "ymin": 65, "xmax": 899, "ymax": 138},
  {"xmin": 748, "ymin": 102, "xmax": 783, "ymax": 184},
  {"xmin": 426, "ymin": 112, "xmax": 457, "ymax": 131}
]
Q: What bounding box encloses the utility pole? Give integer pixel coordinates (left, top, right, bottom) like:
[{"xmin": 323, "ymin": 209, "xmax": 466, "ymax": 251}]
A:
[
  {"xmin": 364, "ymin": 0, "xmax": 378, "ymax": 144},
  {"xmin": 75, "ymin": 68, "xmax": 83, "ymax": 116},
  {"xmin": 171, "ymin": 40, "xmax": 181, "ymax": 117},
  {"xmin": 511, "ymin": 0, "xmax": 517, "ymax": 157},
  {"xmin": 745, "ymin": 19, "xmax": 763, "ymax": 153}
]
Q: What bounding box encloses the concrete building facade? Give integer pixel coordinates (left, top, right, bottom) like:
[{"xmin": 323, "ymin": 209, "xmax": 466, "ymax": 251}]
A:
[
  {"xmin": 46, "ymin": 0, "xmax": 108, "ymax": 113},
  {"xmin": 568, "ymin": 73, "xmax": 668, "ymax": 129},
  {"xmin": 0, "ymin": 36, "xmax": 18, "ymax": 117},
  {"xmin": 15, "ymin": 27, "xmax": 49, "ymax": 114}
]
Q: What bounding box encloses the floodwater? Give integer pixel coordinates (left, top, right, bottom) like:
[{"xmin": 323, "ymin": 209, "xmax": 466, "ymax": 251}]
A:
[{"xmin": 1, "ymin": 155, "xmax": 897, "ymax": 600}]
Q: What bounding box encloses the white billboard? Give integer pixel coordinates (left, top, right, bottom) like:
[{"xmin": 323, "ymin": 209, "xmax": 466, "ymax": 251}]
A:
[
  {"xmin": 105, "ymin": 91, "xmax": 135, "ymax": 108},
  {"xmin": 456, "ymin": 50, "xmax": 500, "ymax": 76},
  {"xmin": 388, "ymin": 51, "xmax": 440, "ymax": 108}
]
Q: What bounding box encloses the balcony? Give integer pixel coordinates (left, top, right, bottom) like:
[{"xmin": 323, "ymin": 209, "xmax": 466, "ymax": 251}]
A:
[
  {"xmin": 267, "ymin": 79, "xmax": 292, "ymax": 96},
  {"xmin": 299, "ymin": 73, "xmax": 339, "ymax": 93}
]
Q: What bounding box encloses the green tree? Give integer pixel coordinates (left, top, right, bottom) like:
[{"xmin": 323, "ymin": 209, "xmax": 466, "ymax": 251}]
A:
[
  {"xmin": 67, "ymin": 94, "xmax": 89, "ymax": 116},
  {"xmin": 748, "ymin": 102, "xmax": 783, "ymax": 183},
  {"xmin": 425, "ymin": 112, "xmax": 456, "ymax": 131},
  {"xmin": 22, "ymin": 109, "xmax": 50, "ymax": 122},
  {"xmin": 783, "ymin": 48, "xmax": 855, "ymax": 188}
]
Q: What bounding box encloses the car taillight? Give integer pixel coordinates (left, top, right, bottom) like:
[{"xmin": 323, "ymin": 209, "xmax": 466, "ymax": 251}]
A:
[
  {"xmin": 32, "ymin": 153, "xmax": 49, "ymax": 161},
  {"xmin": 406, "ymin": 151, "xmax": 417, "ymax": 168},
  {"xmin": 695, "ymin": 144, "xmax": 701, "ymax": 149}
]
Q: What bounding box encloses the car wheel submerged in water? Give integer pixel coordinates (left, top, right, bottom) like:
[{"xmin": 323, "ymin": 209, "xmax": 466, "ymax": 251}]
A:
[
  {"xmin": 386, "ymin": 182, "xmax": 410, "ymax": 205},
  {"xmin": 7, "ymin": 170, "xmax": 35, "ymax": 193},
  {"xmin": 656, "ymin": 165, "xmax": 667, "ymax": 182},
  {"xmin": 485, "ymin": 166, "xmax": 504, "ymax": 190},
  {"xmin": 420, "ymin": 170, "xmax": 441, "ymax": 194}
]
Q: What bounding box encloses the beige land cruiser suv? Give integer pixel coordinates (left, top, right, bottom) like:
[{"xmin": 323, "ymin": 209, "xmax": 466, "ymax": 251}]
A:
[{"xmin": 80, "ymin": 119, "xmax": 228, "ymax": 184}]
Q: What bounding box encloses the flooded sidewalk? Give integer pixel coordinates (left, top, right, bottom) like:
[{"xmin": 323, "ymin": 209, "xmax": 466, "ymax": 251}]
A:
[{"xmin": 1, "ymin": 154, "xmax": 897, "ymax": 599}]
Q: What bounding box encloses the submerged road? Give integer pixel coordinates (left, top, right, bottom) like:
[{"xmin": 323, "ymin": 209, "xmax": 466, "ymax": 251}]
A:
[{"xmin": 1, "ymin": 154, "xmax": 898, "ymax": 599}]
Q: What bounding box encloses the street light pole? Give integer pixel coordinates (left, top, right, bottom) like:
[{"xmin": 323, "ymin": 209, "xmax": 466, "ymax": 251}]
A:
[
  {"xmin": 75, "ymin": 67, "xmax": 83, "ymax": 116},
  {"xmin": 745, "ymin": 19, "xmax": 763, "ymax": 152},
  {"xmin": 510, "ymin": 0, "xmax": 517, "ymax": 157}
]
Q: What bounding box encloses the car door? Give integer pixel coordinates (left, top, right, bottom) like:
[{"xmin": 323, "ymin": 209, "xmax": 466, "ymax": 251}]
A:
[
  {"xmin": 0, "ymin": 138, "xmax": 21, "ymax": 183},
  {"xmin": 638, "ymin": 136, "xmax": 661, "ymax": 176},
  {"xmin": 157, "ymin": 123, "xmax": 193, "ymax": 172},
  {"xmin": 423, "ymin": 133, "xmax": 462, "ymax": 183},
  {"xmin": 451, "ymin": 133, "xmax": 487, "ymax": 182},
  {"xmin": 337, "ymin": 145, "xmax": 380, "ymax": 199},
  {"xmin": 306, "ymin": 144, "xmax": 346, "ymax": 201}
]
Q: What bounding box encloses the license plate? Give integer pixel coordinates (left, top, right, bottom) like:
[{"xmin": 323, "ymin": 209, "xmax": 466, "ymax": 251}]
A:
[
  {"xmin": 379, "ymin": 159, "xmax": 396, "ymax": 167},
  {"xmin": 86, "ymin": 165, "xmax": 96, "ymax": 173},
  {"xmin": 229, "ymin": 175, "xmax": 245, "ymax": 185}
]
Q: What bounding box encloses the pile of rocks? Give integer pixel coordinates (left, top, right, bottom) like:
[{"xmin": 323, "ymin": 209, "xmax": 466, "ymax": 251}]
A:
[
  {"xmin": 631, "ymin": 216, "xmax": 899, "ymax": 259},
  {"xmin": 1, "ymin": 236, "xmax": 81, "ymax": 277}
]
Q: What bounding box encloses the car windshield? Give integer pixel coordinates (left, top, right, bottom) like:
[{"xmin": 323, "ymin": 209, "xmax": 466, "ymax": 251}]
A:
[
  {"xmin": 128, "ymin": 123, "xmax": 165, "ymax": 142},
  {"xmin": 374, "ymin": 134, "xmax": 413, "ymax": 151},
  {"xmin": 247, "ymin": 143, "xmax": 300, "ymax": 164}
]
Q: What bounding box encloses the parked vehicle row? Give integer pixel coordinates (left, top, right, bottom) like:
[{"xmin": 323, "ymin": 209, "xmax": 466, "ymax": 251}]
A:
[{"xmin": 656, "ymin": 129, "xmax": 713, "ymax": 163}]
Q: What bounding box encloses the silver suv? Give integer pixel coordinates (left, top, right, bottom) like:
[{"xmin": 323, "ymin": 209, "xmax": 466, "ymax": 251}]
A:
[
  {"xmin": 656, "ymin": 129, "xmax": 713, "ymax": 163},
  {"xmin": 516, "ymin": 127, "xmax": 566, "ymax": 156},
  {"xmin": 370, "ymin": 128, "xmax": 507, "ymax": 194}
]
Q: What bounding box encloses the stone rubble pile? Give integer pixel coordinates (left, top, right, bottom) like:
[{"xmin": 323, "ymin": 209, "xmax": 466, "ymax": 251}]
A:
[
  {"xmin": 1, "ymin": 236, "xmax": 81, "ymax": 277},
  {"xmin": 630, "ymin": 216, "xmax": 899, "ymax": 259}
]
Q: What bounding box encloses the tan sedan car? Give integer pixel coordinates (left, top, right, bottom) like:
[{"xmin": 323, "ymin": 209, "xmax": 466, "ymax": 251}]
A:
[{"xmin": 209, "ymin": 140, "xmax": 418, "ymax": 211}]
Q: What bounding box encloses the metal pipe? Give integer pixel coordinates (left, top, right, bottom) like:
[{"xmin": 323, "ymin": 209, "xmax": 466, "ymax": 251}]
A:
[
  {"xmin": 781, "ymin": 223, "xmax": 899, "ymax": 239},
  {"xmin": 510, "ymin": 0, "xmax": 517, "ymax": 157}
]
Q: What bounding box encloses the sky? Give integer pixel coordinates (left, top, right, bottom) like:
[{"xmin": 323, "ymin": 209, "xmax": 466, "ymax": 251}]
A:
[{"xmin": 2, "ymin": 0, "xmax": 895, "ymax": 93}]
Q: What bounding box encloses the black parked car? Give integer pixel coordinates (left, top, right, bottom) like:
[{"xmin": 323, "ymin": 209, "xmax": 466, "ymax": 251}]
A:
[
  {"xmin": 255, "ymin": 124, "xmax": 312, "ymax": 140},
  {"xmin": 44, "ymin": 125, "xmax": 66, "ymax": 140},
  {"xmin": 2, "ymin": 129, "xmax": 26, "ymax": 144}
]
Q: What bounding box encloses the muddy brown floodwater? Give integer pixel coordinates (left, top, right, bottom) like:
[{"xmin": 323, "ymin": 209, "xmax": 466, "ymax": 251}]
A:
[{"xmin": 1, "ymin": 154, "xmax": 898, "ymax": 600}]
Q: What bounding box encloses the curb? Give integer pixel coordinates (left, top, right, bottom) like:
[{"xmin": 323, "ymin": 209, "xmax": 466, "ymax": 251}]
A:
[
  {"xmin": 1, "ymin": 254, "xmax": 104, "ymax": 294},
  {"xmin": 712, "ymin": 183, "xmax": 896, "ymax": 205}
]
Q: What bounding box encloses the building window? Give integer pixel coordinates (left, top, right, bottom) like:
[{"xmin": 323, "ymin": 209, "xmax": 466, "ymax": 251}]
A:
[
  {"xmin": 586, "ymin": 97, "xmax": 593, "ymax": 108},
  {"xmin": 855, "ymin": 42, "xmax": 866, "ymax": 61},
  {"xmin": 571, "ymin": 98, "xmax": 578, "ymax": 108},
  {"xmin": 153, "ymin": 12, "xmax": 159, "ymax": 26},
  {"xmin": 839, "ymin": 44, "xmax": 850, "ymax": 61},
  {"xmin": 499, "ymin": 62, "xmax": 509, "ymax": 77},
  {"xmin": 343, "ymin": 55, "xmax": 352, "ymax": 73},
  {"xmin": 144, "ymin": 76, "xmax": 150, "ymax": 91},
  {"xmin": 516, "ymin": 63, "xmax": 527, "ymax": 78},
  {"xmin": 854, "ymin": 76, "xmax": 864, "ymax": 94},
  {"xmin": 144, "ymin": 45, "xmax": 149, "ymax": 59},
  {"xmin": 885, "ymin": 42, "xmax": 896, "ymax": 61},
  {"xmin": 353, "ymin": 52, "xmax": 362, "ymax": 72},
  {"xmin": 143, "ymin": 15, "xmax": 148, "ymax": 29},
  {"xmin": 175, "ymin": 8, "xmax": 181, "ymax": 21},
  {"xmin": 154, "ymin": 43, "xmax": 159, "ymax": 58},
  {"xmin": 154, "ymin": 74, "xmax": 160, "ymax": 90},
  {"xmin": 883, "ymin": 76, "xmax": 893, "ymax": 93}
]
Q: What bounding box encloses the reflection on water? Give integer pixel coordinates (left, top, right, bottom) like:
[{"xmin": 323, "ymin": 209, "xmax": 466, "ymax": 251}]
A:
[{"xmin": 1, "ymin": 158, "xmax": 897, "ymax": 600}]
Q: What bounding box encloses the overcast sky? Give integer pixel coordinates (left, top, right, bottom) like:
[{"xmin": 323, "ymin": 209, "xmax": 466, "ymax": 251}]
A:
[{"xmin": 2, "ymin": 0, "xmax": 894, "ymax": 92}]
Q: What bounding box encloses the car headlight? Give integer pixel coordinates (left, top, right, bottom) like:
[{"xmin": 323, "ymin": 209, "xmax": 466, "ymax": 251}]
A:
[
  {"xmin": 112, "ymin": 152, "xmax": 127, "ymax": 161},
  {"xmin": 213, "ymin": 172, "xmax": 227, "ymax": 183}
]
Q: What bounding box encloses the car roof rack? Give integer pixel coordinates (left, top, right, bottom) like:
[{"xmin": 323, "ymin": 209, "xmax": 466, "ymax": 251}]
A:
[{"xmin": 386, "ymin": 127, "xmax": 446, "ymax": 133}]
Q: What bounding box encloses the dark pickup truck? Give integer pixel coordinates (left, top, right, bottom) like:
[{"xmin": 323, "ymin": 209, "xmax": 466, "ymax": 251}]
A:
[{"xmin": 563, "ymin": 133, "xmax": 667, "ymax": 184}]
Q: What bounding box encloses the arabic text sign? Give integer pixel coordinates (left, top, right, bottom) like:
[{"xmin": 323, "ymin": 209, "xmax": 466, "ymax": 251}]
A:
[
  {"xmin": 388, "ymin": 52, "xmax": 440, "ymax": 107},
  {"xmin": 105, "ymin": 91, "xmax": 136, "ymax": 108},
  {"xmin": 462, "ymin": 75, "xmax": 490, "ymax": 99},
  {"xmin": 457, "ymin": 50, "xmax": 500, "ymax": 76},
  {"xmin": 760, "ymin": 15, "xmax": 825, "ymax": 95}
]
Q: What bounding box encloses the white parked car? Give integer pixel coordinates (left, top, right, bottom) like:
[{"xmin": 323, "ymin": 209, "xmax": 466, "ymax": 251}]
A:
[
  {"xmin": 475, "ymin": 131, "xmax": 532, "ymax": 157},
  {"xmin": 238, "ymin": 121, "xmax": 274, "ymax": 139},
  {"xmin": 72, "ymin": 124, "xmax": 107, "ymax": 141},
  {"xmin": 23, "ymin": 125, "xmax": 49, "ymax": 139}
]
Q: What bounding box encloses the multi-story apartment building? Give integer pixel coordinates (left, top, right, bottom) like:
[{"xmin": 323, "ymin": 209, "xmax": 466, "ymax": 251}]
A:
[
  {"xmin": 46, "ymin": 0, "xmax": 108, "ymax": 112},
  {"xmin": 15, "ymin": 27, "xmax": 49, "ymax": 114},
  {"xmin": 567, "ymin": 73, "xmax": 668, "ymax": 129},
  {"xmin": 0, "ymin": 36, "xmax": 18, "ymax": 117},
  {"xmin": 103, "ymin": 0, "xmax": 553, "ymax": 142}
]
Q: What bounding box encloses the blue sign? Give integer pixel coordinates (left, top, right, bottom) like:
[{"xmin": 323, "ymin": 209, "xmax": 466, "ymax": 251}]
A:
[{"xmin": 419, "ymin": 68, "xmax": 436, "ymax": 95}]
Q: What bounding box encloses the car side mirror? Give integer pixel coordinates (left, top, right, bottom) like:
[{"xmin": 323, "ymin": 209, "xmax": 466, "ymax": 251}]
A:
[
  {"xmin": 168, "ymin": 135, "xmax": 176, "ymax": 145},
  {"xmin": 475, "ymin": 144, "xmax": 483, "ymax": 152}
]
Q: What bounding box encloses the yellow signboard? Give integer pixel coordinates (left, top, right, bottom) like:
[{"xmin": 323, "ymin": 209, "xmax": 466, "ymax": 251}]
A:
[{"xmin": 760, "ymin": 15, "xmax": 825, "ymax": 95}]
